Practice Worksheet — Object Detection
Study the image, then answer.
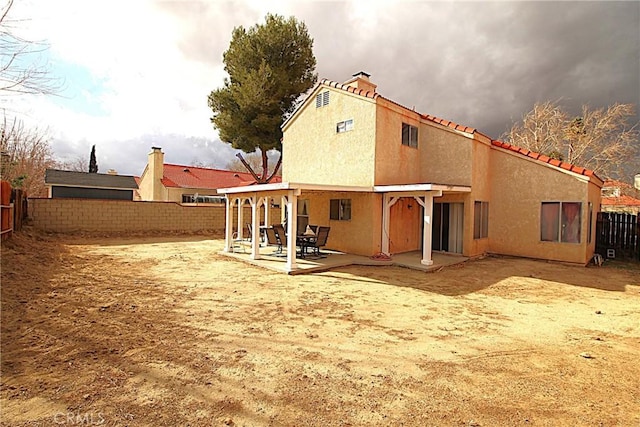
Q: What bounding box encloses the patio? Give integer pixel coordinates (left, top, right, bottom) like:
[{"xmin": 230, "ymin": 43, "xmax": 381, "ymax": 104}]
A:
[{"xmin": 220, "ymin": 246, "xmax": 468, "ymax": 275}]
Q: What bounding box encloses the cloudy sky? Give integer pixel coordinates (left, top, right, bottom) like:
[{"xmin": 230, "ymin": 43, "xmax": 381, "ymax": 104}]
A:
[{"xmin": 7, "ymin": 0, "xmax": 640, "ymax": 176}]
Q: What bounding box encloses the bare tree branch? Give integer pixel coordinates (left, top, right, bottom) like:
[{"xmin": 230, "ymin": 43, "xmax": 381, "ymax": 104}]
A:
[
  {"xmin": 0, "ymin": 0, "xmax": 61, "ymax": 97},
  {"xmin": 504, "ymin": 101, "xmax": 639, "ymax": 180},
  {"xmin": 0, "ymin": 111, "xmax": 55, "ymax": 196}
]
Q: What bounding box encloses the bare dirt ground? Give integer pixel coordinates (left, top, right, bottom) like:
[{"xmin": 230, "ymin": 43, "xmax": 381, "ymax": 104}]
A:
[{"xmin": 1, "ymin": 230, "xmax": 639, "ymax": 427}]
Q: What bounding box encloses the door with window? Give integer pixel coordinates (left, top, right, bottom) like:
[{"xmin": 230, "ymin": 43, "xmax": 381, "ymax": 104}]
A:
[{"xmin": 432, "ymin": 202, "xmax": 464, "ymax": 254}]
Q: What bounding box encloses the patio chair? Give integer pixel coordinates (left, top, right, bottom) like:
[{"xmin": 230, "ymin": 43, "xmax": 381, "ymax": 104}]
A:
[
  {"xmin": 265, "ymin": 227, "xmax": 282, "ymax": 254},
  {"xmin": 272, "ymin": 224, "xmax": 288, "ymax": 257},
  {"xmin": 308, "ymin": 226, "xmax": 330, "ymax": 258}
]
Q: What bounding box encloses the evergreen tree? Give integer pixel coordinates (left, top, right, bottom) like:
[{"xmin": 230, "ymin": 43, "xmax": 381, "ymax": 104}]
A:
[
  {"xmin": 208, "ymin": 14, "xmax": 317, "ymax": 183},
  {"xmin": 89, "ymin": 145, "xmax": 98, "ymax": 173}
]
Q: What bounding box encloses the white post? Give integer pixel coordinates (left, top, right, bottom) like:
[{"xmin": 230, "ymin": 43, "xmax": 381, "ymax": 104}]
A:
[
  {"xmin": 421, "ymin": 193, "xmax": 434, "ymax": 266},
  {"xmin": 237, "ymin": 198, "xmax": 244, "ymax": 240},
  {"xmin": 263, "ymin": 197, "xmax": 270, "ymax": 226},
  {"xmin": 381, "ymin": 195, "xmax": 399, "ymax": 255},
  {"xmin": 285, "ymin": 191, "xmax": 298, "ymax": 271},
  {"xmin": 250, "ymin": 196, "xmax": 261, "ymax": 259},
  {"xmin": 224, "ymin": 196, "xmax": 234, "ymax": 252}
]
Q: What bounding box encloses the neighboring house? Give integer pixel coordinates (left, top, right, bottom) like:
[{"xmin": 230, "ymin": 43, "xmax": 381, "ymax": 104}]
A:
[
  {"xmin": 45, "ymin": 169, "xmax": 138, "ymax": 200},
  {"xmin": 218, "ymin": 72, "xmax": 603, "ymax": 272},
  {"xmin": 137, "ymin": 147, "xmax": 280, "ymax": 203},
  {"xmin": 601, "ymin": 179, "xmax": 640, "ymax": 214}
]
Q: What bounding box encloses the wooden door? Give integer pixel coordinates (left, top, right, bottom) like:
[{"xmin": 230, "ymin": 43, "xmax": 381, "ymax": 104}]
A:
[{"xmin": 389, "ymin": 197, "xmax": 422, "ymax": 254}]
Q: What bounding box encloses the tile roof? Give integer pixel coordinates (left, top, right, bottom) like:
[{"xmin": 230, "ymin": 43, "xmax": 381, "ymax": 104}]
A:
[
  {"xmin": 316, "ymin": 78, "xmax": 604, "ymax": 186},
  {"xmin": 161, "ymin": 164, "xmax": 282, "ymax": 190},
  {"xmin": 45, "ymin": 169, "xmax": 138, "ymax": 189},
  {"xmin": 602, "ymin": 195, "xmax": 640, "ymax": 207}
]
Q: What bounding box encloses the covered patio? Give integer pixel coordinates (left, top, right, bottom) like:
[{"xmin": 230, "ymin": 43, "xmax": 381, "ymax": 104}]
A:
[
  {"xmin": 217, "ymin": 182, "xmax": 471, "ymax": 274},
  {"xmin": 221, "ymin": 246, "xmax": 469, "ymax": 275}
]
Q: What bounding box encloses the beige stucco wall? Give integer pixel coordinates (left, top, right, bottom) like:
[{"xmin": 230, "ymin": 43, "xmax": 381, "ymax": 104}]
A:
[
  {"xmin": 466, "ymin": 140, "xmax": 492, "ymax": 257},
  {"xmin": 488, "ymin": 148, "xmax": 597, "ymax": 264},
  {"xmin": 282, "ymin": 87, "xmax": 377, "ymax": 186},
  {"xmin": 420, "ymin": 126, "xmax": 473, "ymax": 186},
  {"xmin": 298, "ymin": 191, "xmax": 381, "ymax": 256},
  {"xmin": 373, "ymin": 100, "xmax": 422, "ymax": 185}
]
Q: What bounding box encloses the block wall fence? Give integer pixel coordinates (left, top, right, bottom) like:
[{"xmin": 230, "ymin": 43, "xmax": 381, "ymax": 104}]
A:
[{"xmin": 28, "ymin": 198, "xmax": 280, "ymax": 234}]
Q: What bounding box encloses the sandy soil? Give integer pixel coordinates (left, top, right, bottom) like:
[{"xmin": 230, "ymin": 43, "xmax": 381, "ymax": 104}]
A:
[{"xmin": 1, "ymin": 230, "xmax": 639, "ymax": 426}]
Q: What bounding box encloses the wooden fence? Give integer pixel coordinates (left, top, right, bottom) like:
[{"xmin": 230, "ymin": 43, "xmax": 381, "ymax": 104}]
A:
[
  {"xmin": 1, "ymin": 180, "xmax": 12, "ymax": 240},
  {"xmin": 595, "ymin": 212, "xmax": 640, "ymax": 260}
]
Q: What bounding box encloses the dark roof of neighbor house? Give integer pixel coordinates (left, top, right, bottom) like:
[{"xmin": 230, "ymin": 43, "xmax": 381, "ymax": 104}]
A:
[
  {"xmin": 45, "ymin": 169, "xmax": 138, "ymax": 189},
  {"xmin": 310, "ymin": 78, "xmax": 603, "ymax": 186},
  {"xmin": 161, "ymin": 164, "xmax": 282, "ymax": 190}
]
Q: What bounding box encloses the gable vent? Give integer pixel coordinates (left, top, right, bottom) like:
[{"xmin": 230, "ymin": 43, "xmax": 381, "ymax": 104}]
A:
[{"xmin": 315, "ymin": 91, "xmax": 329, "ymax": 108}]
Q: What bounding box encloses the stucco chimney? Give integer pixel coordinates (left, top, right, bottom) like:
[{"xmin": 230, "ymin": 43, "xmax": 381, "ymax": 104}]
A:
[
  {"xmin": 148, "ymin": 147, "xmax": 164, "ymax": 201},
  {"xmin": 344, "ymin": 71, "xmax": 377, "ymax": 93}
]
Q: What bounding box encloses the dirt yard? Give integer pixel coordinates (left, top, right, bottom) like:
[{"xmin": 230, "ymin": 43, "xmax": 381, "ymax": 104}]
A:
[{"xmin": 1, "ymin": 231, "xmax": 639, "ymax": 426}]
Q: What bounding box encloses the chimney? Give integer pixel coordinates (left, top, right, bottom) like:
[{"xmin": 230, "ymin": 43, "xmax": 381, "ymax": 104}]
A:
[
  {"xmin": 148, "ymin": 147, "xmax": 164, "ymax": 201},
  {"xmin": 344, "ymin": 71, "xmax": 377, "ymax": 93}
]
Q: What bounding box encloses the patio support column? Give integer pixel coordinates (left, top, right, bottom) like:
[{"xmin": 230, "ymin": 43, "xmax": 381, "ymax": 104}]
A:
[
  {"xmin": 413, "ymin": 191, "xmax": 440, "ymax": 266},
  {"xmin": 224, "ymin": 195, "xmax": 234, "ymax": 252},
  {"xmin": 284, "ymin": 190, "xmax": 299, "ymax": 271},
  {"xmin": 263, "ymin": 197, "xmax": 270, "ymax": 226},
  {"xmin": 381, "ymin": 194, "xmax": 399, "ymax": 255},
  {"xmin": 237, "ymin": 198, "xmax": 244, "ymax": 240},
  {"xmin": 250, "ymin": 195, "xmax": 261, "ymax": 260}
]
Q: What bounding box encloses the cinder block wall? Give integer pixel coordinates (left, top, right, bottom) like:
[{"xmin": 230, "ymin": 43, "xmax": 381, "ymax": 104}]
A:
[{"xmin": 28, "ymin": 199, "xmax": 276, "ymax": 233}]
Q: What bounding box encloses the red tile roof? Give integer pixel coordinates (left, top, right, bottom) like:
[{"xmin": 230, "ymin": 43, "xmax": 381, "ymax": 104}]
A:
[
  {"xmin": 318, "ymin": 78, "xmax": 604, "ymax": 186},
  {"xmin": 161, "ymin": 164, "xmax": 281, "ymax": 190},
  {"xmin": 602, "ymin": 195, "xmax": 640, "ymax": 207}
]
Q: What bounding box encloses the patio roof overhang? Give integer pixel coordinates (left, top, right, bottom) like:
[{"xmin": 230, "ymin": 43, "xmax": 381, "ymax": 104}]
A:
[
  {"xmin": 216, "ymin": 182, "xmax": 373, "ymax": 195},
  {"xmin": 217, "ymin": 182, "xmax": 471, "ymax": 196}
]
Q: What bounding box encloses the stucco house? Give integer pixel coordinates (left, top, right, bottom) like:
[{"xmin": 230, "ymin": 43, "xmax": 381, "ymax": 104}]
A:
[
  {"xmin": 137, "ymin": 147, "xmax": 275, "ymax": 203},
  {"xmin": 217, "ymin": 72, "xmax": 603, "ymax": 272},
  {"xmin": 601, "ymin": 179, "xmax": 640, "ymax": 214},
  {"xmin": 45, "ymin": 169, "xmax": 138, "ymax": 200}
]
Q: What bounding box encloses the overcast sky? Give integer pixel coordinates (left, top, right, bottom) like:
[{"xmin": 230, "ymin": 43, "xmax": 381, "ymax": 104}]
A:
[{"xmin": 7, "ymin": 0, "xmax": 640, "ymax": 176}]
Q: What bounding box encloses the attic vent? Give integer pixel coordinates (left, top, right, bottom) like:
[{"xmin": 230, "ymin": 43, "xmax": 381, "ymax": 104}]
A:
[
  {"xmin": 183, "ymin": 168, "xmax": 190, "ymax": 172},
  {"xmin": 233, "ymin": 173, "xmax": 239, "ymax": 178},
  {"xmin": 315, "ymin": 91, "xmax": 329, "ymax": 108}
]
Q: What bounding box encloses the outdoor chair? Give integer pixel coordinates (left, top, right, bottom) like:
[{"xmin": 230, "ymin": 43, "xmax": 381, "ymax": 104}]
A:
[
  {"xmin": 308, "ymin": 226, "xmax": 330, "ymax": 258},
  {"xmin": 272, "ymin": 224, "xmax": 289, "ymax": 257},
  {"xmin": 265, "ymin": 227, "xmax": 282, "ymax": 254}
]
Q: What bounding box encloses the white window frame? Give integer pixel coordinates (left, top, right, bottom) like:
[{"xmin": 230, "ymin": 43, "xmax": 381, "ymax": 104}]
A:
[{"xmin": 337, "ymin": 119, "xmax": 354, "ymax": 133}]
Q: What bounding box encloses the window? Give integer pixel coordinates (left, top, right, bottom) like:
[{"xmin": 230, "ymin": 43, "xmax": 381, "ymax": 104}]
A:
[
  {"xmin": 541, "ymin": 202, "xmax": 581, "ymax": 243},
  {"xmin": 182, "ymin": 194, "xmax": 225, "ymax": 204},
  {"xmin": 315, "ymin": 91, "xmax": 329, "ymax": 108},
  {"xmin": 337, "ymin": 119, "xmax": 354, "ymax": 133},
  {"xmin": 402, "ymin": 123, "xmax": 418, "ymax": 148},
  {"xmin": 330, "ymin": 199, "xmax": 351, "ymax": 221},
  {"xmin": 473, "ymin": 201, "xmax": 489, "ymax": 239}
]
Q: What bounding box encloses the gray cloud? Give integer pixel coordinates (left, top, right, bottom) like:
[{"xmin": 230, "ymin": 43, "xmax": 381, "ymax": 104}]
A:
[
  {"xmin": 176, "ymin": 1, "xmax": 639, "ymax": 140},
  {"xmin": 52, "ymin": 134, "xmax": 239, "ymax": 176},
  {"xmin": 64, "ymin": 1, "xmax": 637, "ymax": 176}
]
